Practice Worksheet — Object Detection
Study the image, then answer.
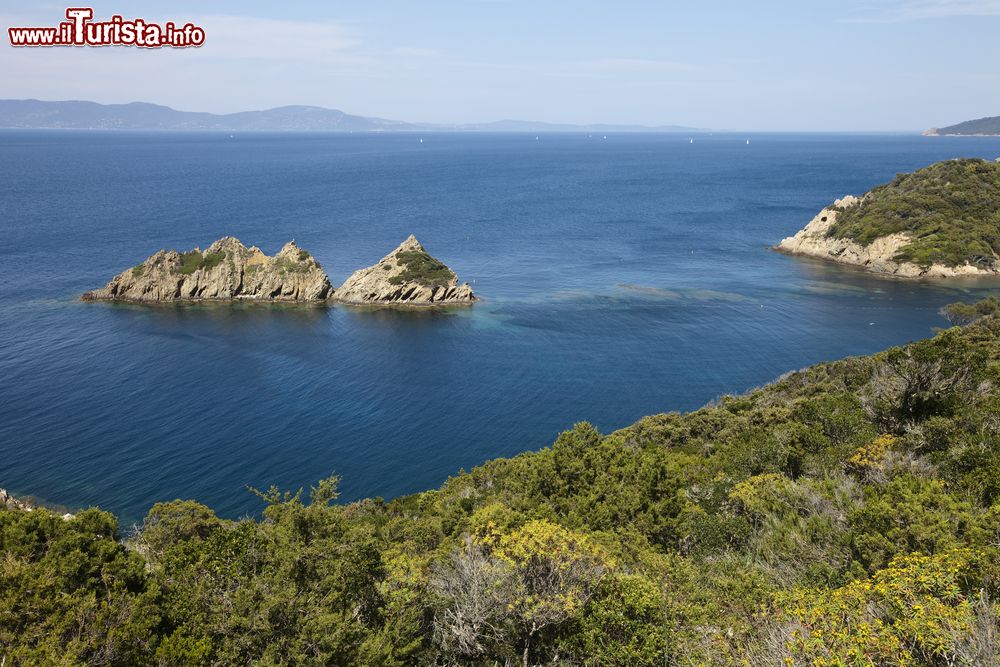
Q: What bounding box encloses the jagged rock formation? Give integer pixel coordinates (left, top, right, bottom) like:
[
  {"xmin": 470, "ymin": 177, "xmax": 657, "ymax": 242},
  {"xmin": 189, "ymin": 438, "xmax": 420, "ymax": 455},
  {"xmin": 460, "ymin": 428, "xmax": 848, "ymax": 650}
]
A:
[
  {"xmin": 333, "ymin": 235, "xmax": 476, "ymax": 306},
  {"xmin": 83, "ymin": 237, "xmax": 333, "ymax": 303}
]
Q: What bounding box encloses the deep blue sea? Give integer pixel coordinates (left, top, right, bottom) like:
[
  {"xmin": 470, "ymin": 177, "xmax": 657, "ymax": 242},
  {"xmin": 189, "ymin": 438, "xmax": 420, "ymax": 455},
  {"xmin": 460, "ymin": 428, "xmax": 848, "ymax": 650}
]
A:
[{"xmin": 3, "ymin": 131, "xmax": 1000, "ymax": 524}]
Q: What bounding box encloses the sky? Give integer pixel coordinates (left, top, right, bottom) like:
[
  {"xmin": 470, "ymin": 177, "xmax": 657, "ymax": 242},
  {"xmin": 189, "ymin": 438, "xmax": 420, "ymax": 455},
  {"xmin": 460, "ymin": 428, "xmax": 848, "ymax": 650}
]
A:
[{"xmin": 2, "ymin": 0, "xmax": 1000, "ymax": 130}]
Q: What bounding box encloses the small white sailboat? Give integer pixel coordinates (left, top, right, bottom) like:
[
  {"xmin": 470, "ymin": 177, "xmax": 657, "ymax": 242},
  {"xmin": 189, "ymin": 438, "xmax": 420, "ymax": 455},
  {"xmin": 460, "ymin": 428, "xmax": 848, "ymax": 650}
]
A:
[
  {"xmin": 419, "ymin": 138, "xmax": 424, "ymax": 144},
  {"xmin": 689, "ymin": 138, "xmax": 694, "ymax": 144},
  {"xmin": 746, "ymin": 139, "xmax": 751, "ymax": 145}
]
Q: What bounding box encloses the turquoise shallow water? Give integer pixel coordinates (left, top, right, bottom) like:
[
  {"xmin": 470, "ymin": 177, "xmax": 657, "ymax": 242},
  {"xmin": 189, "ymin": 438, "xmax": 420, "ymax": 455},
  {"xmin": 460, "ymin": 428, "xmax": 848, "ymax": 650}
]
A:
[{"xmin": 2, "ymin": 131, "xmax": 1000, "ymax": 524}]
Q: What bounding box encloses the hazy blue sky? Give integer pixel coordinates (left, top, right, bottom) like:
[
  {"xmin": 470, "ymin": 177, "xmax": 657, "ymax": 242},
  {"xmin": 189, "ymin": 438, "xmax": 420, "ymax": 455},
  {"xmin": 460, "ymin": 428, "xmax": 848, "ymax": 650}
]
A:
[{"xmin": 2, "ymin": 0, "xmax": 999, "ymax": 130}]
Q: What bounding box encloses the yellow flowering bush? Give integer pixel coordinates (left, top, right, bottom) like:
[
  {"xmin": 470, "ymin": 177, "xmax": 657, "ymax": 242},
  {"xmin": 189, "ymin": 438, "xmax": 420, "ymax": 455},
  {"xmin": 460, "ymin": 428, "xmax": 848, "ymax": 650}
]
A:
[
  {"xmin": 847, "ymin": 434, "xmax": 897, "ymax": 478},
  {"xmin": 774, "ymin": 550, "xmax": 983, "ymax": 666}
]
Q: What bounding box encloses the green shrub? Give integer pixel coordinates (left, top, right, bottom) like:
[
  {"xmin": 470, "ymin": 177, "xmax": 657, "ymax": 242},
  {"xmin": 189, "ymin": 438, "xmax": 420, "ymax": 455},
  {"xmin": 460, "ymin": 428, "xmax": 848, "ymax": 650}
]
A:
[
  {"xmin": 173, "ymin": 250, "xmax": 226, "ymax": 275},
  {"xmin": 176, "ymin": 250, "xmax": 204, "ymax": 275},
  {"xmin": 388, "ymin": 250, "xmax": 454, "ymax": 288},
  {"xmin": 828, "ymin": 158, "xmax": 1000, "ymax": 268},
  {"xmin": 201, "ymin": 251, "xmax": 225, "ymax": 271},
  {"xmin": 941, "ymin": 295, "xmax": 1000, "ymax": 326},
  {"xmin": 276, "ymin": 257, "xmax": 313, "ymax": 273},
  {"xmin": 771, "ymin": 550, "xmax": 989, "ymax": 665}
]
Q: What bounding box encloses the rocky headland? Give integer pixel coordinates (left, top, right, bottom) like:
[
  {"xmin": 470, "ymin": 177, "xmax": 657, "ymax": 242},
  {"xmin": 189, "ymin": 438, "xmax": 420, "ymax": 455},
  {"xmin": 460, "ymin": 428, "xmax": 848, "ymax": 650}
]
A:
[
  {"xmin": 774, "ymin": 195, "xmax": 973, "ymax": 278},
  {"xmin": 332, "ymin": 235, "xmax": 477, "ymax": 306},
  {"xmin": 923, "ymin": 115, "xmax": 1000, "ymax": 136},
  {"xmin": 776, "ymin": 158, "xmax": 1000, "ymax": 278},
  {"xmin": 82, "ymin": 237, "xmax": 333, "ymax": 303}
]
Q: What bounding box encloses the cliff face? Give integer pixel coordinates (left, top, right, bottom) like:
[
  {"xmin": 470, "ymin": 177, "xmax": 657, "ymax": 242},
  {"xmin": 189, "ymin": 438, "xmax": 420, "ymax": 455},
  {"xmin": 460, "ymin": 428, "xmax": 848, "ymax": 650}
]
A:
[
  {"xmin": 776, "ymin": 197, "xmax": 1000, "ymax": 279},
  {"xmin": 333, "ymin": 235, "xmax": 476, "ymax": 306},
  {"xmin": 83, "ymin": 237, "xmax": 333, "ymax": 303}
]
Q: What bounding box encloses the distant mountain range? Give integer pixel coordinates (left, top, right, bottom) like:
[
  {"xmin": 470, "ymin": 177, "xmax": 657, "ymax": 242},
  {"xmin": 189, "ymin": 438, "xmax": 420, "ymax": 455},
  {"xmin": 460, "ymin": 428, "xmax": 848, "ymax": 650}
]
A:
[
  {"xmin": 0, "ymin": 99, "xmax": 701, "ymax": 133},
  {"xmin": 924, "ymin": 115, "xmax": 1000, "ymax": 136}
]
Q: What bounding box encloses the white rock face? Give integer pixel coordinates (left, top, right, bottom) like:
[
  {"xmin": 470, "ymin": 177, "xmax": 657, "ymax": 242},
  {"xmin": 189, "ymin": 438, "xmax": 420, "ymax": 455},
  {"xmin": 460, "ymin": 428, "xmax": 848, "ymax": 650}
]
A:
[
  {"xmin": 776, "ymin": 196, "xmax": 999, "ymax": 278},
  {"xmin": 83, "ymin": 237, "xmax": 333, "ymax": 302},
  {"xmin": 333, "ymin": 235, "xmax": 476, "ymax": 306}
]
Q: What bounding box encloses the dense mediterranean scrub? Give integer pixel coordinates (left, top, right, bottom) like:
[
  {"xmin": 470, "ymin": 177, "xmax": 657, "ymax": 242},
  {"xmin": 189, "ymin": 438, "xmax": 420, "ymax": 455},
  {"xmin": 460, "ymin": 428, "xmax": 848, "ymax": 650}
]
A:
[
  {"xmin": 942, "ymin": 295, "xmax": 1000, "ymax": 326},
  {"xmin": 4, "ymin": 305, "xmax": 1000, "ymax": 665},
  {"xmin": 389, "ymin": 249, "xmax": 455, "ymax": 288},
  {"xmin": 828, "ymin": 158, "xmax": 1000, "ymax": 269}
]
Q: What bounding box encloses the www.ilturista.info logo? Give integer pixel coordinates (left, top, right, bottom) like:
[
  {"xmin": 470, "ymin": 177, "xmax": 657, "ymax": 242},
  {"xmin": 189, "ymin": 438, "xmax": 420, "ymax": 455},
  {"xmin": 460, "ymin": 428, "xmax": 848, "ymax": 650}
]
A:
[{"xmin": 8, "ymin": 8, "xmax": 205, "ymax": 48}]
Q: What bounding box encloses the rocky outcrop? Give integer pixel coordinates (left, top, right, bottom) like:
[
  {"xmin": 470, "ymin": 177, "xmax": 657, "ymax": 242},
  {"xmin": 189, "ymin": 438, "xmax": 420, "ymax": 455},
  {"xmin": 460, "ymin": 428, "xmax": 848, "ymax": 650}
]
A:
[
  {"xmin": 333, "ymin": 235, "xmax": 476, "ymax": 306},
  {"xmin": 1, "ymin": 488, "xmax": 75, "ymax": 519},
  {"xmin": 776, "ymin": 196, "xmax": 999, "ymax": 278},
  {"xmin": 83, "ymin": 237, "xmax": 333, "ymax": 303},
  {"xmin": 1, "ymin": 488, "xmax": 34, "ymax": 511}
]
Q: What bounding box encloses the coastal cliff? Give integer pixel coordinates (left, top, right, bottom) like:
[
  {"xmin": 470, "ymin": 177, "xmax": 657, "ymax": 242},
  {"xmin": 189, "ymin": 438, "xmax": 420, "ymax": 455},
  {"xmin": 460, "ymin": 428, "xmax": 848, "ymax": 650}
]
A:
[
  {"xmin": 83, "ymin": 237, "xmax": 333, "ymax": 303},
  {"xmin": 776, "ymin": 158, "xmax": 1000, "ymax": 278},
  {"xmin": 333, "ymin": 235, "xmax": 476, "ymax": 306}
]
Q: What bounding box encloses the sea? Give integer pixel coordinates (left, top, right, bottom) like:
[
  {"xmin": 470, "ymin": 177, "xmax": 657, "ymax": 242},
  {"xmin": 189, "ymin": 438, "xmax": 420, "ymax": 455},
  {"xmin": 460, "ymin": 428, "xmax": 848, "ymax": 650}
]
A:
[{"xmin": 3, "ymin": 130, "xmax": 1000, "ymax": 525}]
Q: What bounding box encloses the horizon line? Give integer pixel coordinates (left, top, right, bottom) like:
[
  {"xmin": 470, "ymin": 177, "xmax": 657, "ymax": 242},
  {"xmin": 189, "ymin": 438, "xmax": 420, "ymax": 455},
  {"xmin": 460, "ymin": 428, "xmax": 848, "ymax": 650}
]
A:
[{"xmin": 0, "ymin": 98, "xmax": 947, "ymax": 134}]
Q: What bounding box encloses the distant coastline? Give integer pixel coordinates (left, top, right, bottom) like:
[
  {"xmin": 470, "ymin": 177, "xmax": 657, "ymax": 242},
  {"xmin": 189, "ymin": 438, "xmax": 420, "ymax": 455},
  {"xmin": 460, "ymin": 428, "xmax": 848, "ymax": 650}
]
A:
[
  {"xmin": 924, "ymin": 114, "xmax": 1000, "ymax": 136},
  {"xmin": 0, "ymin": 99, "xmax": 704, "ymax": 133}
]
